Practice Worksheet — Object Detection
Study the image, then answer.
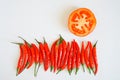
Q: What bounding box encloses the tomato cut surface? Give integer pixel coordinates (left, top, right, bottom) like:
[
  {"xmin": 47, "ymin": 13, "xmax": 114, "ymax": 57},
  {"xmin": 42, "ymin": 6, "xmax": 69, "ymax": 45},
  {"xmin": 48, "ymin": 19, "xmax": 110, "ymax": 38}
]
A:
[{"xmin": 68, "ymin": 8, "xmax": 97, "ymax": 37}]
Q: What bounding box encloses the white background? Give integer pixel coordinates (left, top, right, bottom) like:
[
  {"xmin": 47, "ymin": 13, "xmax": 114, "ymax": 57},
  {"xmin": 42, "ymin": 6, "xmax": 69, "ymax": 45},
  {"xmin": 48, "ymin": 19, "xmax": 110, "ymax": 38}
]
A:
[{"xmin": 0, "ymin": 0, "xmax": 120, "ymax": 80}]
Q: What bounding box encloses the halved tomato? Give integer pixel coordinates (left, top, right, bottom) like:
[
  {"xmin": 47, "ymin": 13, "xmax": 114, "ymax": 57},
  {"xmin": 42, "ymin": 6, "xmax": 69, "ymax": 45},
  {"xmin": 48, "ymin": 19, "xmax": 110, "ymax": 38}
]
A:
[{"xmin": 68, "ymin": 8, "xmax": 97, "ymax": 37}]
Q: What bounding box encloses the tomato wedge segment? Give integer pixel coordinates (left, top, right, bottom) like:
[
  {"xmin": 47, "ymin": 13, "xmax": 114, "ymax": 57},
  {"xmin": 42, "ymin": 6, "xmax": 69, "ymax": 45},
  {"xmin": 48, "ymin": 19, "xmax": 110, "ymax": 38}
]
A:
[{"xmin": 68, "ymin": 8, "xmax": 97, "ymax": 37}]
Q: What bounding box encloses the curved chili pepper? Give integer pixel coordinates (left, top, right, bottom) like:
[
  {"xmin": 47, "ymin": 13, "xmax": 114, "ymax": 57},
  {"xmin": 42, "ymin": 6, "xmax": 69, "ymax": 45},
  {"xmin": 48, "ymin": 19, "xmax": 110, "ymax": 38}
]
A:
[
  {"xmin": 26, "ymin": 46, "xmax": 32, "ymax": 69},
  {"xmin": 92, "ymin": 41, "xmax": 98, "ymax": 75},
  {"xmin": 84, "ymin": 41, "xmax": 91, "ymax": 74},
  {"xmin": 71, "ymin": 40, "xmax": 77, "ymax": 74},
  {"xmin": 80, "ymin": 41, "xmax": 85, "ymax": 72},
  {"xmin": 35, "ymin": 39, "xmax": 46, "ymax": 73},
  {"xmin": 89, "ymin": 41, "xmax": 95, "ymax": 74},
  {"xmin": 35, "ymin": 39, "xmax": 43, "ymax": 64},
  {"xmin": 57, "ymin": 43, "xmax": 62, "ymax": 70},
  {"xmin": 31, "ymin": 43, "xmax": 40, "ymax": 76},
  {"xmin": 59, "ymin": 39, "xmax": 67, "ymax": 68},
  {"xmin": 15, "ymin": 43, "xmax": 24, "ymax": 76},
  {"xmin": 56, "ymin": 42, "xmax": 70, "ymax": 74},
  {"xmin": 43, "ymin": 37, "xmax": 50, "ymax": 71},
  {"xmin": 54, "ymin": 43, "xmax": 59, "ymax": 72},
  {"xmin": 18, "ymin": 44, "xmax": 29, "ymax": 75},
  {"xmin": 50, "ymin": 41, "xmax": 56, "ymax": 71},
  {"xmin": 50, "ymin": 39, "xmax": 58, "ymax": 72},
  {"xmin": 54, "ymin": 36, "xmax": 63, "ymax": 72},
  {"xmin": 67, "ymin": 41, "xmax": 73, "ymax": 75},
  {"xmin": 75, "ymin": 40, "xmax": 81, "ymax": 75},
  {"xmin": 18, "ymin": 36, "xmax": 33, "ymax": 69}
]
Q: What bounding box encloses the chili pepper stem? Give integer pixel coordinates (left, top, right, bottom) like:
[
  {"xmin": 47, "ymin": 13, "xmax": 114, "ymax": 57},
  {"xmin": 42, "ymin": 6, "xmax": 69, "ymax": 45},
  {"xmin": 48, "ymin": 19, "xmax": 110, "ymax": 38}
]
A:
[
  {"xmin": 68, "ymin": 70, "xmax": 72, "ymax": 75},
  {"xmin": 34, "ymin": 63, "xmax": 40, "ymax": 77},
  {"xmin": 56, "ymin": 69, "xmax": 61, "ymax": 74},
  {"xmin": 91, "ymin": 68, "xmax": 95, "ymax": 75},
  {"xmin": 11, "ymin": 42, "xmax": 23, "ymax": 45},
  {"xmin": 88, "ymin": 67, "xmax": 91, "ymax": 74},
  {"xmin": 75, "ymin": 68, "xmax": 79, "ymax": 75},
  {"xmin": 16, "ymin": 68, "xmax": 19, "ymax": 76},
  {"xmin": 93, "ymin": 40, "xmax": 98, "ymax": 47},
  {"xmin": 50, "ymin": 66, "xmax": 54, "ymax": 72},
  {"xmin": 36, "ymin": 63, "xmax": 40, "ymax": 75},
  {"xmin": 18, "ymin": 36, "xmax": 31, "ymax": 46},
  {"xmin": 82, "ymin": 64, "xmax": 85, "ymax": 72},
  {"xmin": 35, "ymin": 39, "xmax": 40, "ymax": 44}
]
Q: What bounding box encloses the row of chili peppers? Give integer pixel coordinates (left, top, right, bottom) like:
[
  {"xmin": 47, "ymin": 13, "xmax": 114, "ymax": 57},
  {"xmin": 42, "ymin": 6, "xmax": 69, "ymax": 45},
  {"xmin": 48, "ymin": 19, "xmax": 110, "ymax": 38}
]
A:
[{"xmin": 12, "ymin": 35, "xmax": 98, "ymax": 76}]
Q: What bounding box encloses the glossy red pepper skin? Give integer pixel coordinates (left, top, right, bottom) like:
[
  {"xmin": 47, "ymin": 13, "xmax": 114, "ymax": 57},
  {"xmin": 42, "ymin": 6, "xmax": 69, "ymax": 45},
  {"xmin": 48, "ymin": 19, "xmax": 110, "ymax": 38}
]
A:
[
  {"xmin": 39, "ymin": 42, "xmax": 46, "ymax": 71},
  {"xmin": 57, "ymin": 43, "xmax": 62, "ymax": 69},
  {"xmin": 84, "ymin": 41, "xmax": 91, "ymax": 73},
  {"xmin": 61, "ymin": 42, "xmax": 70, "ymax": 70},
  {"xmin": 80, "ymin": 41, "xmax": 85, "ymax": 72},
  {"xmin": 59, "ymin": 40, "xmax": 67, "ymax": 68},
  {"xmin": 43, "ymin": 38, "xmax": 50, "ymax": 71},
  {"xmin": 71, "ymin": 40, "xmax": 77, "ymax": 73},
  {"xmin": 30, "ymin": 43, "xmax": 40, "ymax": 76},
  {"xmin": 54, "ymin": 43, "xmax": 59, "ymax": 72},
  {"xmin": 26, "ymin": 45, "xmax": 32, "ymax": 69},
  {"xmin": 17, "ymin": 36, "xmax": 33, "ymax": 69},
  {"xmin": 53, "ymin": 36, "xmax": 63, "ymax": 72},
  {"xmin": 75, "ymin": 40, "xmax": 81, "ymax": 74},
  {"xmin": 16, "ymin": 44, "xmax": 24, "ymax": 76},
  {"xmin": 18, "ymin": 44, "xmax": 29, "ymax": 75},
  {"xmin": 50, "ymin": 41, "xmax": 56, "ymax": 71},
  {"xmin": 67, "ymin": 41, "xmax": 73, "ymax": 75},
  {"xmin": 31, "ymin": 43, "xmax": 39, "ymax": 63},
  {"xmin": 56, "ymin": 42, "xmax": 70, "ymax": 74},
  {"xmin": 92, "ymin": 41, "xmax": 98, "ymax": 75},
  {"xmin": 89, "ymin": 41, "xmax": 95, "ymax": 74}
]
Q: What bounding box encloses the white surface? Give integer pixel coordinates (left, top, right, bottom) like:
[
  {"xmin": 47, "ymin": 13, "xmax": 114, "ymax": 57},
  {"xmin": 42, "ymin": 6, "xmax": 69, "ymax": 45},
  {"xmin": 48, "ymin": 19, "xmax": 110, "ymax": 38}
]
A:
[{"xmin": 0, "ymin": 0, "xmax": 120, "ymax": 80}]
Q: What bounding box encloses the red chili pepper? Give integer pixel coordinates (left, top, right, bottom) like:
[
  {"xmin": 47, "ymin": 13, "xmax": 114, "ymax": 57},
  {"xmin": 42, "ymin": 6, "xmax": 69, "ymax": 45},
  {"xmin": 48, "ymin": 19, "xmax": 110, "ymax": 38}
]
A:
[
  {"xmin": 84, "ymin": 41, "xmax": 91, "ymax": 74},
  {"xmin": 26, "ymin": 45, "xmax": 32, "ymax": 69},
  {"xmin": 35, "ymin": 39, "xmax": 46, "ymax": 72},
  {"xmin": 67, "ymin": 41, "xmax": 73, "ymax": 75},
  {"xmin": 18, "ymin": 36, "xmax": 33, "ymax": 69},
  {"xmin": 31, "ymin": 43, "xmax": 40, "ymax": 76},
  {"xmin": 35, "ymin": 39, "xmax": 43, "ymax": 65},
  {"xmin": 18, "ymin": 44, "xmax": 29, "ymax": 75},
  {"xmin": 92, "ymin": 41, "xmax": 98, "ymax": 75},
  {"xmin": 54, "ymin": 43, "xmax": 59, "ymax": 72},
  {"xmin": 30, "ymin": 44, "xmax": 36, "ymax": 65},
  {"xmin": 59, "ymin": 40, "xmax": 67, "ymax": 68},
  {"xmin": 57, "ymin": 43, "xmax": 62, "ymax": 70},
  {"xmin": 71, "ymin": 40, "xmax": 77, "ymax": 74},
  {"xmin": 75, "ymin": 40, "xmax": 81, "ymax": 75},
  {"xmin": 43, "ymin": 37, "xmax": 50, "ymax": 71},
  {"xmin": 54, "ymin": 36, "xmax": 63, "ymax": 72},
  {"xmin": 80, "ymin": 41, "xmax": 85, "ymax": 72},
  {"xmin": 56, "ymin": 42, "xmax": 70, "ymax": 74},
  {"xmin": 50, "ymin": 40, "xmax": 56, "ymax": 71},
  {"xmin": 15, "ymin": 43, "xmax": 24, "ymax": 76},
  {"xmin": 89, "ymin": 41, "xmax": 95, "ymax": 74}
]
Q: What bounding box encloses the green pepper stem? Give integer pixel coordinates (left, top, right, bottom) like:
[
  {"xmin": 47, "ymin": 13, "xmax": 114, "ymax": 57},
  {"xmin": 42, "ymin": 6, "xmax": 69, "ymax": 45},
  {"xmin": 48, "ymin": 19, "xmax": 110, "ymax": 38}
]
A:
[
  {"xmin": 56, "ymin": 69, "xmax": 61, "ymax": 74},
  {"xmin": 34, "ymin": 63, "xmax": 40, "ymax": 77},
  {"xmin": 43, "ymin": 37, "xmax": 47, "ymax": 44},
  {"xmin": 16, "ymin": 68, "xmax": 19, "ymax": 76},
  {"xmin": 35, "ymin": 39, "xmax": 40, "ymax": 44},
  {"xmin": 75, "ymin": 68, "xmax": 79, "ymax": 75},
  {"xmin": 68, "ymin": 70, "xmax": 72, "ymax": 75},
  {"xmin": 50, "ymin": 66, "xmax": 54, "ymax": 72},
  {"xmin": 88, "ymin": 67, "xmax": 91, "ymax": 74},
  {"xmin": 93, "ymin": 40, "xmax": 98, "ymax": 47},
  {"xmin": 82, "ymin": 64, "xmax": 85, "ymax": 72},
  {"xmin": 18, "ymin": 36, "xmax": 31, "ymax": 46},
  {"xmin": 11, "ymin": 42, "xmax": 23, "ymax": 45}
]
